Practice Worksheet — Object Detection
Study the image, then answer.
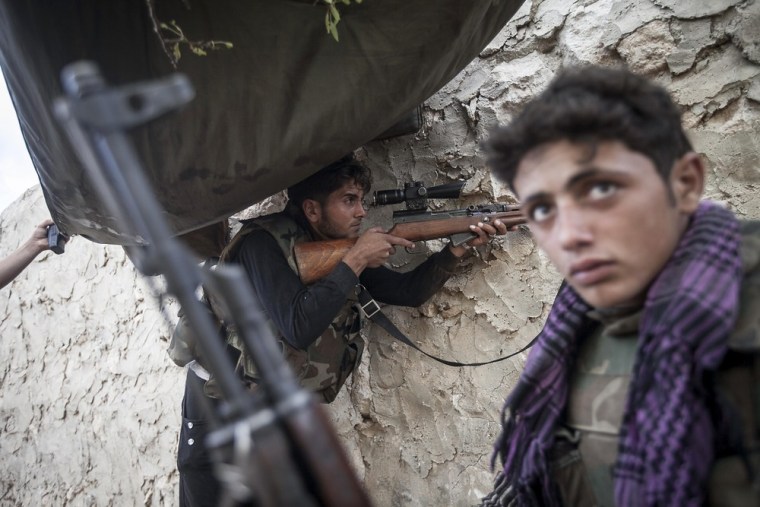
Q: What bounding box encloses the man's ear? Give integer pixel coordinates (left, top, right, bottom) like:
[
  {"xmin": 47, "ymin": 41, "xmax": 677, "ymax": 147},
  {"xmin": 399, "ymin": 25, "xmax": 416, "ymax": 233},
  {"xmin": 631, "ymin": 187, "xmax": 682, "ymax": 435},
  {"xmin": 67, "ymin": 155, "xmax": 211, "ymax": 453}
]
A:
[
  {"xmin": 302, "ymin": 199, "xmax": 322, "ymax": 224},
  {"xmin": 670, "ymin": 152, "xmax": 705, "ymax": 213}
]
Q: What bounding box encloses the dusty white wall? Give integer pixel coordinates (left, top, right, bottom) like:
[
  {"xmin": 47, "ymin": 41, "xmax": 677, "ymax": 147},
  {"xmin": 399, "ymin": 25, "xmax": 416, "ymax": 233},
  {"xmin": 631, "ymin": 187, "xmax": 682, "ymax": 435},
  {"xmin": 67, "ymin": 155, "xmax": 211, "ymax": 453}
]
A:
[
  {"xmin": 0, "ymin": 188, "xmax": 183, "ymax": 506},
  {"xmin": 0, "ymin": 0, "xmax": 758, "ymax": 505}
]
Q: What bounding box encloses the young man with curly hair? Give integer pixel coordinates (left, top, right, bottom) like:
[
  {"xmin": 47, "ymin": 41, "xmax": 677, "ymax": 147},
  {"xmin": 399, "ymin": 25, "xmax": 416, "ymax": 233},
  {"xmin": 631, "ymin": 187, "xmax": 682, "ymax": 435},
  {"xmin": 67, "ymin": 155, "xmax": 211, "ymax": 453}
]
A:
[{"xmin": 481, "ymin": 66, "xmax": 759, "ymax": 506}]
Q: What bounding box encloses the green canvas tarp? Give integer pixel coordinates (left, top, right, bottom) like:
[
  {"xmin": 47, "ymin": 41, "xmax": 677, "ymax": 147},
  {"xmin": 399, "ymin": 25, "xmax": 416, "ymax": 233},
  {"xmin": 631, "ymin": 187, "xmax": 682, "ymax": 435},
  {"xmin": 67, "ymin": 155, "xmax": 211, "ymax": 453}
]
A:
[{"xmin": 0, "ymin": 0, "xmax": 524, "ymax": 248}]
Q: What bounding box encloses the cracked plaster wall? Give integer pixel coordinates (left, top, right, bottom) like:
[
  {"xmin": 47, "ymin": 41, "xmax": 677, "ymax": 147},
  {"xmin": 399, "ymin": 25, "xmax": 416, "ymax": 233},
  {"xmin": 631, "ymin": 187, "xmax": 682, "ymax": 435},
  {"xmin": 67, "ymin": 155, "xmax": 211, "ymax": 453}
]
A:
[{"xmin": 1, "ymin": 0, "xmax": 758, "ymax": 505}]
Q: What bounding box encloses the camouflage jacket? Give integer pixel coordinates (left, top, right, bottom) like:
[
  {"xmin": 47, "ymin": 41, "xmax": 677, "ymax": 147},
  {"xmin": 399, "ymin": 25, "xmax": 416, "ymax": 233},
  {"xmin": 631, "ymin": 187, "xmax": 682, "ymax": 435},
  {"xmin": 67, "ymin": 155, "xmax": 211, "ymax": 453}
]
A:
[{"xmin": 552, "ymin": 220, "xmax": 760, "ymax": 506}]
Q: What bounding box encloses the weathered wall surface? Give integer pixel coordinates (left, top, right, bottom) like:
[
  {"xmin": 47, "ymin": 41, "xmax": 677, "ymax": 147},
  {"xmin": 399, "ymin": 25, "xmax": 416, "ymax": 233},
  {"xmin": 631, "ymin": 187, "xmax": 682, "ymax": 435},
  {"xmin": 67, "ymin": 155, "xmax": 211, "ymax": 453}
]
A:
[
  {"xmin": 1, "ymin": 0, "xmax": 758, "ymax": 505},
  {"xmin": 0, "ymin": 188, "xmax": 184, "ymax": 506}
]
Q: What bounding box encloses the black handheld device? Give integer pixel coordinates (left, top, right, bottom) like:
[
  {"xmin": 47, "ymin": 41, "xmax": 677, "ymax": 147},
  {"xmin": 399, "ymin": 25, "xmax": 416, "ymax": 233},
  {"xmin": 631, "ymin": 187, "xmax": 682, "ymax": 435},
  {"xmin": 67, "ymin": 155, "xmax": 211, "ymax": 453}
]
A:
[{"xmin": 47, "ymin": 224, "xmax": 67, "ymax": 254}]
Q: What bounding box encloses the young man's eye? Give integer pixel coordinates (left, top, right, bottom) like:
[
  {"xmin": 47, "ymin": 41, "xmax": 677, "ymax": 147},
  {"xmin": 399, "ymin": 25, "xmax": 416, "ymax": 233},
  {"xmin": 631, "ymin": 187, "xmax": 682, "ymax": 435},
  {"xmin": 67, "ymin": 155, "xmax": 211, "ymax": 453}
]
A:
[
  {"xmin": 588, "ymin": 181, "xmax": 618, "ymax": 199},
  {"xmin": 529, "ymin": 203, "xmax": 553, "ymax": 222}
]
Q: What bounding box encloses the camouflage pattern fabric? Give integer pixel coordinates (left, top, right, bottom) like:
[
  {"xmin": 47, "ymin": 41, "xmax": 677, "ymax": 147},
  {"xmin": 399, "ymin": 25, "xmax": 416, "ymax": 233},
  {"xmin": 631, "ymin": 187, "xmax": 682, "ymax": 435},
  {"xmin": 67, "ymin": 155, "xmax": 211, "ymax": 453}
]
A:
[
  {"xmin": 217, "ymin": 208, "xmax": 365, "ymax": 404},
  {"xmin": 553, "ymin": 309, "xmax": 640, "ymax": 507},
  {"xmin": 707, "ymin": 220, "xmax": 760, "ymax": 506},
  {"xmin": 550, "ymin": 220, "xmax": 760, "ymax": 506}
]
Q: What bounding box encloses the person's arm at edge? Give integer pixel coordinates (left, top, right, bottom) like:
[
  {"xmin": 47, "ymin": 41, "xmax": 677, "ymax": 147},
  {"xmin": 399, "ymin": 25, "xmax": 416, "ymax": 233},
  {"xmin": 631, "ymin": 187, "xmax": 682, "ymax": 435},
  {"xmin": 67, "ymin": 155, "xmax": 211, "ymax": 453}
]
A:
[{"xmin": 0, "ymin": 219, "xmax": 54, "ymax": 289}]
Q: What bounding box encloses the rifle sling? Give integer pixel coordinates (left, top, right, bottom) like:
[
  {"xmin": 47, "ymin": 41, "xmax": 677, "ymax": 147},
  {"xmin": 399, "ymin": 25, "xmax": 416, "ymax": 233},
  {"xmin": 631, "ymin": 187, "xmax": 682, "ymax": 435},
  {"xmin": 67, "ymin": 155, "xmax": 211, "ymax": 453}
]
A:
[{"xmin": 356, "ymin": 286, "xmax": 535, "ymax": 367}]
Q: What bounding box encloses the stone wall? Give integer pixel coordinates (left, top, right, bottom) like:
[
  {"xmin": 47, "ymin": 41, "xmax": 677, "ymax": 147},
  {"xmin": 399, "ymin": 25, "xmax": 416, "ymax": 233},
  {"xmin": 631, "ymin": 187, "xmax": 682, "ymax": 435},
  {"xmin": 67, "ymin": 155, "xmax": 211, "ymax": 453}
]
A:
[
  {"xmin": 1, "ymin": 0, "xmax": 758, "ymax": 505},
  {"xmin": 0, "ymin": 188, "xmax": 183, "ymax": 505}
]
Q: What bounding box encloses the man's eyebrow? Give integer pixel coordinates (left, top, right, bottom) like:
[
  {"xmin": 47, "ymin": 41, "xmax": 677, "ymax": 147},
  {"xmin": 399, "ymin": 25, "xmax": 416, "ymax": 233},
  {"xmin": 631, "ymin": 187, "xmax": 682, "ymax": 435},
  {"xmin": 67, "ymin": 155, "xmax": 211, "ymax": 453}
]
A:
[
  {"xmin": 520, "ymin": 167, "xmax": 606, "ymax": 205},
  {"xmin": 565, "ymin": 167, "xmax": 604, "ymax": 190},
  {"xmin": 521, "ymin": 192, "xmax": 551, "ymax": 207}
]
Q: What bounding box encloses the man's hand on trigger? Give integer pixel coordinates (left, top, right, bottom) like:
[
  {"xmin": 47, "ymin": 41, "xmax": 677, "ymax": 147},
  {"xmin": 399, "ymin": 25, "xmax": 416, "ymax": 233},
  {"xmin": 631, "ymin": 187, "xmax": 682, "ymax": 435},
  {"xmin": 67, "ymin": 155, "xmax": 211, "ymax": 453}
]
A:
[
  {"xmin": 342, "ymin": 227, "xmax": 415, "ymax": 275},
  {"xmin": 449, "ymin": 219, "xmax": 509, "ymax": 258}
]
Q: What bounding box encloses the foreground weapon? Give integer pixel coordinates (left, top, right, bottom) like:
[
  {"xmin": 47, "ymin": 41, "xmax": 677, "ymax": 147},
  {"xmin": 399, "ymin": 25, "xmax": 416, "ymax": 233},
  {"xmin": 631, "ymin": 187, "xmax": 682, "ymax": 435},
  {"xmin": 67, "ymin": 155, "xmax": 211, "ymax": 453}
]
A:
[{"xmin": 54, "ymin": 61, "xmax": 371, "ymax": 507}]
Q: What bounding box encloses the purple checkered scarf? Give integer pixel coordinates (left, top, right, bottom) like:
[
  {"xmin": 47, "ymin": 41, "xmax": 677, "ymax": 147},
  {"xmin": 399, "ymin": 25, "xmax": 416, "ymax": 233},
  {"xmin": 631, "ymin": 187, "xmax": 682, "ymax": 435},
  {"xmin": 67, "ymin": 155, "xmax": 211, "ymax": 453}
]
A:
[{"xmin": 487, "ymin": 201, "xmax": 743, "ymax": 506}]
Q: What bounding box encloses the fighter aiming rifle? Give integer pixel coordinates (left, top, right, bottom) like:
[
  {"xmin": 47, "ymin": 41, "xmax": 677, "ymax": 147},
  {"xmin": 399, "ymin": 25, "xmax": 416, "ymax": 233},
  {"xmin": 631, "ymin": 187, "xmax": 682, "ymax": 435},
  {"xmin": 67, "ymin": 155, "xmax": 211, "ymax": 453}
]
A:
[{"xmin": 295, "ymin": 180, "xmax": 526, "ymax": 284}]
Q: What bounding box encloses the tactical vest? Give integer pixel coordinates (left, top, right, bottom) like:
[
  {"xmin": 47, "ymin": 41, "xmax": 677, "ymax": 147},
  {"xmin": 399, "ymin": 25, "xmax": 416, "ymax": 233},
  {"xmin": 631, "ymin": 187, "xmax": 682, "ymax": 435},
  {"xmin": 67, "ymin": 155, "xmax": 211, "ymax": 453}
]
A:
[{"xmin": 218, "ymin": 210, "xmax": 365, "ymax": 404}]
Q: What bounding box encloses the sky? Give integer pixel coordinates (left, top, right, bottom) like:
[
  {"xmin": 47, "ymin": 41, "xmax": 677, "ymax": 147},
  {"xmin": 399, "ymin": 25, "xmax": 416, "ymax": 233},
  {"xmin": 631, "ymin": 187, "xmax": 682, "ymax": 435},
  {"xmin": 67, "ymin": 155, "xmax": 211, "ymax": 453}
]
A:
[{"xmin": 0, "ymin": 68, "xmax": 39, "ymax": 212}]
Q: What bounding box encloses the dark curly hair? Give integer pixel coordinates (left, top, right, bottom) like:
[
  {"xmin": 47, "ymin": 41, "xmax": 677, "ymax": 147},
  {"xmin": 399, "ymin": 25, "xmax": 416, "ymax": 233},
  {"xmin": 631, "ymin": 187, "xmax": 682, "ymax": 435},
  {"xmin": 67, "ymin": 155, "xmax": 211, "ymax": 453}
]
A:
[
  {"xmin": 287, "ymin": 154, "xmax": 372, "ymax": 207},
  {"xmin": 485, "ymin": 65, "xmax": 693, "ymax": 191}
]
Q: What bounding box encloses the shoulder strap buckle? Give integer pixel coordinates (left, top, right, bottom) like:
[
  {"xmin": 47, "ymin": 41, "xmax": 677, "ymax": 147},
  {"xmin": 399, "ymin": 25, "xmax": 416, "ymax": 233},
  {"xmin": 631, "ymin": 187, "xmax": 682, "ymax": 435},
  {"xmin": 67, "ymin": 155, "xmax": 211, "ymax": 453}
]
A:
[
  {"xmin": 356, "ymin": 284, "xmax": 381, "ymax": 318},
  {"xmin": 360, "ymin": 299, "xmax": 381, "ymax": 319}
]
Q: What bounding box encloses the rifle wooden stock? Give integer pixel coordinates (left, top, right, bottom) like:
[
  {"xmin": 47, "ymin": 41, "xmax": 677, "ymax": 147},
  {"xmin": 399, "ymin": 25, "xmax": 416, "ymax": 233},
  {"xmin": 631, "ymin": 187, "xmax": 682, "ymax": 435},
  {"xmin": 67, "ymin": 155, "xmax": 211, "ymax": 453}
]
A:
[{"xmin": 295, "ymin": 209, "xmax": 525, "ymax": 284}]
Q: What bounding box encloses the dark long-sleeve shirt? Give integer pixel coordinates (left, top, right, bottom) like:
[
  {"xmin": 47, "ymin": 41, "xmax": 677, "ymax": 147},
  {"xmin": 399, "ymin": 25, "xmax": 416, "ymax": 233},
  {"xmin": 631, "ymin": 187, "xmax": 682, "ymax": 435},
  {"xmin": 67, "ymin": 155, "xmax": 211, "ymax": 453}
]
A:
[{"xmin": 234, "ymin": 228, "xmax": 462, "ymax": 350}]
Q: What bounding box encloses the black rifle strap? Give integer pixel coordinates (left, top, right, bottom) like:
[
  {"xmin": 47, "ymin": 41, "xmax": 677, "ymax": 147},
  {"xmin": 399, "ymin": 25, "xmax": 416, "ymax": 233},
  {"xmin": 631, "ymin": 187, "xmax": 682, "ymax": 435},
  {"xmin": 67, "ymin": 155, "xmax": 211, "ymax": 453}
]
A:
[{"xmin": 356, "ymin": 285, "xmax": 535, "ymax": 367}]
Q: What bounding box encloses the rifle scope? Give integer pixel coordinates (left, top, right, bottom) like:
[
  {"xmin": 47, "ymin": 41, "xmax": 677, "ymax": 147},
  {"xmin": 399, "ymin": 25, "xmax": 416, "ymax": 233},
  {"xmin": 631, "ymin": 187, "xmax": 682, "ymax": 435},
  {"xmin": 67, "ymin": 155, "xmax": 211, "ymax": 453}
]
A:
[{"xmin": 372, "ymin": 180, "xmax": 465, "ymax": 208}]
